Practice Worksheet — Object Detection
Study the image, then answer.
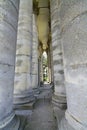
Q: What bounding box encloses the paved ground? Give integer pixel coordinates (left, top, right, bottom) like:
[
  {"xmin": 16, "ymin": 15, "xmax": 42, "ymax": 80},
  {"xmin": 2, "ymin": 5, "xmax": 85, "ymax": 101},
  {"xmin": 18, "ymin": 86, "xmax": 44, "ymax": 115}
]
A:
[
  {"xmin": 22, "ymin": 88, "xmax": 57, "ymax": 130},
  {"xmin": 25, "ymin": 99, "xmax": 57, "ymax": 130},
  {"xmin": 15, "ymin": 88, "xmax": 57, "ymax": 130}
]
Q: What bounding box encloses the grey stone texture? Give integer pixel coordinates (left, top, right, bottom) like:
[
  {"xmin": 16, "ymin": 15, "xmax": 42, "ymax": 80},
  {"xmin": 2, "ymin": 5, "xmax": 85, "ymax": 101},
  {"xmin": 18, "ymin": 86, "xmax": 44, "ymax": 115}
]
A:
[
  {"xmin": 58, "ymin": 0, "xmax": 87, "ymax": 130},
  {"xmin": 1, "ymin": 115, "xmax": 27, "ymax": 130},
  {"xmin": 0, "ymin": 0, "xmax": 19, "ymax": 129},
  {"xmin": 50, "ymin": 0, "xmax": 66, "ymax": 109},
  {"xmin": 47, "ymin": 50, "xmax": 52, "ymax": 83},
  {"xmin": 1, "ymin": 0, "xmax": 87, "ymax": 130},
  {"xmin": 40, "ymin": 56, "xmax": 44, "ymax": 82},
  {"xmin": 24, "ymin": 90, "xmax": 57, "ymax": 130},
  {"xmin": 31, "ymin": 14, "xmax": 38, "ymax": 89},
  {"xmin": 14, "ymin": 0, "xmax": 34, "ymax": 105}
]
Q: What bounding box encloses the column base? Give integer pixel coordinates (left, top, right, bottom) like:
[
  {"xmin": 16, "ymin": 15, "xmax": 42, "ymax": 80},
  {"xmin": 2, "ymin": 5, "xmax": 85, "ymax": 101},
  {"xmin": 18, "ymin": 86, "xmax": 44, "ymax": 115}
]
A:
[
  {"xmin": 59, "ymin": 116, "xmax": 75, "ymax": 130},
  {"xmin": 52, "ymin": 94, "xmax": 67, "ymax": 110},
  {"xmin": 1, "ymin": 115, "xmax": 27, "ymax": 130},
  {"xmin": 65, "ymin": 111, "xmax": 87, "ymax": 130},
  {"xmin": 14, "ymin": 91, "xmax": 35, "ymax": 109},
  {"xmin": 33, "ymin": 87, "xmax": 40, "ymax": 95},
  {"xmin": 0, "ymin": 111, "xmax": 15, "ymax": 129},
  {"xmin": 53, "ymin": 106, "xmax": 65, "ymax": 129}
]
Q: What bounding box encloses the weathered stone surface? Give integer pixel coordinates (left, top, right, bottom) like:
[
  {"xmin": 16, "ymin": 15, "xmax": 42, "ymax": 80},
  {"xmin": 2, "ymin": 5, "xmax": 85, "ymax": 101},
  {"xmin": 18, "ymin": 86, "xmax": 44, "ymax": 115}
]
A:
[
  {"xmin": 59, "ymin": 0, "xmax": 87, "ymax": 130},
  {"xmin": 0, "ymin": 0, "xmax": 18, "ymax": 66},
  {"xmin": 62, "ymin": 12, "xmax": 87, "ymax": 66},
  {"xmin": 65, "ymin": 66, "xmax": 87, "ymax": 130},
  {"xmin": 31, "ymin": 14, "xmax": 38, "ymax": 89},
  {"xmin": 59, "ymin": 116, "xmax": 75, "ymax": 130},
  {"xmin": 15, "ymin": 55, "xmax": 31, "ymax": 73},
  {"xmin": 14, "ymin": 73, "xmax": 31, "ymax": 94},
  {"xmin": 47, "ymin": 50, "xmax": 52, "ymax": 83},
  {"xmin": 32, "ymin": 74, "xmax": 38, "ymax": 88},
  {"xmin": 40, "ymin": 56, "xmax": 44, "ymax": 82},
  {"xmin": 0, "ymin": 0, "xmax": 20, "ymax": 129},
  {"xmin": 24, "ymin": 98, "xmax": 57, "ymax": 130},
  {"xmin": 16, "ymin": 39, "xmax": 31, "ymax": 56},
  {"xmin": 50, "ymin": 0, "xmax": 66, "ymax": 110},
  {"xmin": 14, "ymin": 0, "xmax": 34, "ymax": 105},
  {"xmin": 2, "ymin": 115, "xmax": 27, "ymax": 130},
  {"xmin": 0, "ymin": 65, "xmax": 14, "ymax": 122}
]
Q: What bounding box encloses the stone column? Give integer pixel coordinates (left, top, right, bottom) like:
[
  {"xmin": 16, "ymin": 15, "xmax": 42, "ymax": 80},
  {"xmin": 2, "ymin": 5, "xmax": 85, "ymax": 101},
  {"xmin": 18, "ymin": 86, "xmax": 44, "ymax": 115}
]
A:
[
  {"xmin": 31, "ymin": 14, "xmax": 38, "ymax": 89},
  {"xmin": 38, "ymin": 46, "xmax": 43, "ymax": 84},
  {"xmin": 50, "ymin": 41, "xmax": 54, "ymax": 84},
  {"xmin": 47, "ymin": 49, "xmax": 51, "ymax": 83},
  {"xmin": 38, "ymin": 58, "xmax": 41, "ymax": 87},
  {"xmin": 0, "ymin": 0, "xmax": 23, "ymax": 129},
  {"xmin": 40, "ymin": 55, "xmax": 44, "ymax": 83},
  {"xmin": 38, "ymin": 46, "xmax": 43, "ymax": 86},
  {"xmin": 59, "ymin": 0, "xmax": 87, "ymax": 130},
  {"xmin": 50, "ymin": 0, "xmax": 66, "ymax": 109},
  {"xmin": 14, "ymin": 0, "xmax": 34, "ymax": 106}
]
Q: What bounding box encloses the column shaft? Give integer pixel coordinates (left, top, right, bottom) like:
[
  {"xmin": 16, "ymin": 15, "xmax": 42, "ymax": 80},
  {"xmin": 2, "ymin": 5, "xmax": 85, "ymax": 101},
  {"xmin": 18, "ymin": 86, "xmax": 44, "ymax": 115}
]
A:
[
  {"xmin": 40, "ymin": 55, "xmax": 44, "ymax": 83},
  {"xmin": 31, "ymin": 14, "xmax": 38, "ymax": 89},
  {"xmin": 47, "ymin": 50, "xmax": 52, "ymax": 83},
  {"xmin": 50, "ymin": 0, "xmax": 66, "ymax": 109},
  {"xmin": 0, "ymin": 0, "xmax": 20, "ymax": 129},
  {"xmin": 14, "ymin": 0, "xmax": 34, "ymax": 105},
  {"xmin": 50, "ymin": 41, "xmax": 54, "ymax": 84},
  {"xmin": 59, "ymin": 0, "xmax": 87, "ymax": 130}
]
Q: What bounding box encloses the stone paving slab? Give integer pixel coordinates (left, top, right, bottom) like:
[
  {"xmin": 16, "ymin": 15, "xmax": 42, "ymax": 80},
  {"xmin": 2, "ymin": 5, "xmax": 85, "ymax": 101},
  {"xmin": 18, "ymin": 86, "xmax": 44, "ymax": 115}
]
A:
[{"xmin": 25, "ymin": 99, "xmax": 57, "ymax": 130}]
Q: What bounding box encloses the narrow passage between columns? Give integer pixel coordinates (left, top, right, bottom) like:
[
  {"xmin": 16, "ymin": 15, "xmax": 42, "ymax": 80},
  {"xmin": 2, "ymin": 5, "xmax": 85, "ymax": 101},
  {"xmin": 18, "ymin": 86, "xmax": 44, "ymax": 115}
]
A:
[{"xmin": 24, "ymin": 87, "xmax": 57, "ymax": 130}]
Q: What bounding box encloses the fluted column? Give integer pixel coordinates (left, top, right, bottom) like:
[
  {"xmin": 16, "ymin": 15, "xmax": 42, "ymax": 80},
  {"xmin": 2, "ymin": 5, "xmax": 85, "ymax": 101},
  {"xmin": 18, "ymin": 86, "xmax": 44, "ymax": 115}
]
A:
[
  {"xmin": 14, "ymin": 0, "xmax": 34, "ymax": 106},
  {"xmin": 0, "ymin": 0, "xmax": 22, "ymax": 129},
  {"xmin": 59, "ymin": 0, "xmax": 87, "ymax": 130},
  {"xmin": 50, "ymin": 0, "xmax": 66, "ymax": 109},
  {"xmin": 31, "ymin": 14, "xmax": 38, "ymax": 89}
]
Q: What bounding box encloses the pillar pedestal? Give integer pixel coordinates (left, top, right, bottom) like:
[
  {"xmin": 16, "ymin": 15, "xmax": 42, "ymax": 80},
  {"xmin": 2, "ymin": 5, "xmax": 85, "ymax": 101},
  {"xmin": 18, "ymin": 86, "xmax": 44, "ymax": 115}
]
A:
[
  {"xmin": 1, "ymin": 115, "xmax": 27, "ymax": 130},
  {"xmin": 52, "ymin": 94, "xmax": 66, "ymax": 110},
  {"xmin": 14, "ymin": 90, "xmax": 34, "ymax": 105}
]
